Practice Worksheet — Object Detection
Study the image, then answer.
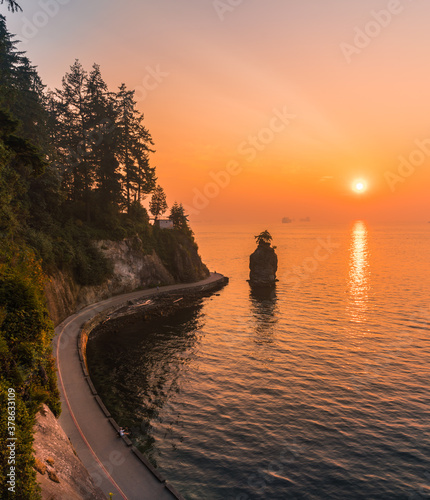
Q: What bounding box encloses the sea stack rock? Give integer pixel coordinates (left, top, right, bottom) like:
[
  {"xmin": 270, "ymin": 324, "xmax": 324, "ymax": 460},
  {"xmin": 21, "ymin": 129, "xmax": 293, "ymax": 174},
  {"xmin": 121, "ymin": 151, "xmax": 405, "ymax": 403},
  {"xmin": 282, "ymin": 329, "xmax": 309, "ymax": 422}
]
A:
[{"xmin": 249, "ymin": 231, "xmax": 278, "ymax": 286}]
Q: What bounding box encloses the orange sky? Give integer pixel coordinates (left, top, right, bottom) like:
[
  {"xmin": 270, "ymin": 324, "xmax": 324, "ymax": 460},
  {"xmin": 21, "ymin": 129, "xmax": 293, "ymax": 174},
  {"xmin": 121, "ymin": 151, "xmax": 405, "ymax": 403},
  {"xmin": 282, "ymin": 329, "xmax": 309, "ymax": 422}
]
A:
[{"xmin": 4, "ymin": 0, "xmax": 430, "ymax": 223}]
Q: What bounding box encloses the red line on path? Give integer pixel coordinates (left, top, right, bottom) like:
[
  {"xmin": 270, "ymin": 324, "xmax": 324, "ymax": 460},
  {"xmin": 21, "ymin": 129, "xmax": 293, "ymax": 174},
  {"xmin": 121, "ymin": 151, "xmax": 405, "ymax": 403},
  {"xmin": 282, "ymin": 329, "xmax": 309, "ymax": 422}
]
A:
[{"xmin": 56, "ymin": 305, "xmax": 128, "ymax": 500}]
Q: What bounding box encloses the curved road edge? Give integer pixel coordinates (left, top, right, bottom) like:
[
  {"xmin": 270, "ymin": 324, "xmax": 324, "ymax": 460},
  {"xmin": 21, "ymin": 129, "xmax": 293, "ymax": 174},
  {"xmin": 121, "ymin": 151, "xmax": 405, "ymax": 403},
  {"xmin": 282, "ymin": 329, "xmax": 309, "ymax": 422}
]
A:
[{"xmin": 53, "ymin": 272, "xmax": 228, "ymax": 500}]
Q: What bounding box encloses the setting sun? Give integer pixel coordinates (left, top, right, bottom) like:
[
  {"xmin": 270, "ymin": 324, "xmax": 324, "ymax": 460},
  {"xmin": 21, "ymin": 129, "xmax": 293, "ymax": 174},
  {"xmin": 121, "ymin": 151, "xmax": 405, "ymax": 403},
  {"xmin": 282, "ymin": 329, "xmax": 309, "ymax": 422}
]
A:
[{"xmin": 353, "ymin": 179, "xmax": 368, "ymax": 194}]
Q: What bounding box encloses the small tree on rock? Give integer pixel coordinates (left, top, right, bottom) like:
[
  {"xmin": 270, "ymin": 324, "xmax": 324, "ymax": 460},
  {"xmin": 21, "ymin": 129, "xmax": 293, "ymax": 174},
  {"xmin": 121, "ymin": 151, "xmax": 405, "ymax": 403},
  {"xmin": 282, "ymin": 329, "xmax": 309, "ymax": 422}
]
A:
[{"xmin": 254, "ymin": 230, "xmax": 273, "ymax": 245}]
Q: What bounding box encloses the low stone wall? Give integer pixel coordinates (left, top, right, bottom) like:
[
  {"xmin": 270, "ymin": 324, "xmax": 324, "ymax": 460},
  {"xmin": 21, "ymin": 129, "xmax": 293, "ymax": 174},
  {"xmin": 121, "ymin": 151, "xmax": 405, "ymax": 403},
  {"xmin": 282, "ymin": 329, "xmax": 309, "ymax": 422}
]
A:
[{"xmin": 74, "ymin": 275, "xmax": 228, "ymax": 500}]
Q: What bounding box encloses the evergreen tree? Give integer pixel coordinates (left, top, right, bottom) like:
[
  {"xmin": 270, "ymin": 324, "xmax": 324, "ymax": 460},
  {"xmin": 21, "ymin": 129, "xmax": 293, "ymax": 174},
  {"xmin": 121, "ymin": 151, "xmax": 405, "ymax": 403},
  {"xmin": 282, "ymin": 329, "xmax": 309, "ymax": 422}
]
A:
[
  {"xmin": 0, "ymin": 18, "xmax": 46, "ymax": 235},
  {"xmin": 0, "ymin": 16, "xmax": 47, "ymax": 146},
  {"xmin": 169, "ymin": 202, "xmax": 192, "ymax": 235},
  {"xmin": 149, "ymin": 185, "xmax": 168, "ymax": 221},
  {"xmin": 0, "ymin": 16, "xmax": 63, "ymax": 499},
  {"xmin": 52, "ymin": 60, "xmax": 94, "ymax": 217},
  {"xmin": 85, "ymin": 64, "xmax": 122, "ymax": 216},
  {"xmin": 115, "ymin": 84, "xmax": 155, "ymax": 212},
  {"xmin": 46, "ymin": 62, "xmax": 157, "ymax": 222},
  {"xmin": 0, "ymin": 14, "xmax": 21, "ymax": 109},
  {"xmin": 0, "ymin": 0, "xmax": 21, "ymax": 12},
  {"xmin": 130, "ymin": 135, "xmax": 156, "ymax": 204}
]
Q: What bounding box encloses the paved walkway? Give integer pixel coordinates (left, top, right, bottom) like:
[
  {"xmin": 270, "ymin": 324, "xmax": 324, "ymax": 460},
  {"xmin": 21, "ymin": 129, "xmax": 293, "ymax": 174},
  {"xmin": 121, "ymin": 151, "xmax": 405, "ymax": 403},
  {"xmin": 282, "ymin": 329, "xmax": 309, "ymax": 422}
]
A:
[{"xmin": 53, "ymin": 273, "xmax": 227, "ymax": 500}]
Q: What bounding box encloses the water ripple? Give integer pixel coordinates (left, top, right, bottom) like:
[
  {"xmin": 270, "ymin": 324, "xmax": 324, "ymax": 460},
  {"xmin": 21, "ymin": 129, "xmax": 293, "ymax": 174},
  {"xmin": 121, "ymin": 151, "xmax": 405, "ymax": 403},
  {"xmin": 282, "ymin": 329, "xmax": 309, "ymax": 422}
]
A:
[{"xmin": 87, "ymin": 224, "xmax": 430, "ymax": 500}]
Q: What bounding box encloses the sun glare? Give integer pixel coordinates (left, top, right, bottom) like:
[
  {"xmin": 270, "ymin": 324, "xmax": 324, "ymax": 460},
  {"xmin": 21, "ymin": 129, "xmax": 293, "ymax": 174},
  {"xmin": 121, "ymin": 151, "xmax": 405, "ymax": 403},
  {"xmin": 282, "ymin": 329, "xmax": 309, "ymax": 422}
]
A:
[{"xmin": 352, "ymin": 179, "xmax": 367, "ymax": 193}]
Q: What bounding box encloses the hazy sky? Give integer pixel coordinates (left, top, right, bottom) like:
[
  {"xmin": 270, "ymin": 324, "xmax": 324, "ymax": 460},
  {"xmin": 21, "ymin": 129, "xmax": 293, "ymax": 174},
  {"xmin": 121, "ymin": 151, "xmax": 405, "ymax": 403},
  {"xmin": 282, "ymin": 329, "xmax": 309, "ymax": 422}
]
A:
[{"xmin": 3, "ymin": 0, "xmax": 430, "ymax": 223}]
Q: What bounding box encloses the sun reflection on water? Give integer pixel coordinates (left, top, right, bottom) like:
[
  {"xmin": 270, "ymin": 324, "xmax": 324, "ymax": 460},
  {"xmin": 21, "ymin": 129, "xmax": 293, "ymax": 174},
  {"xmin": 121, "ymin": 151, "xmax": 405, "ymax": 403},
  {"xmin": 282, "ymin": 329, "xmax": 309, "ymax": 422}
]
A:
[{"xmin": 347, "ymin": 220, "xmax": 370, "ymax": 323}]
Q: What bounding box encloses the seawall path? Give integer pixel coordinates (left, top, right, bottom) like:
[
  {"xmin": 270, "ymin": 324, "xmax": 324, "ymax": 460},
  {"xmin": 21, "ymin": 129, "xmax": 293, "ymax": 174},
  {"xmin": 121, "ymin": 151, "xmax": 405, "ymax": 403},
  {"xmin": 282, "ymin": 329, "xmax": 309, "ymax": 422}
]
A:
[{"xmin": 53, "ymin": 272, "xmax": 228, "ymax": 500}]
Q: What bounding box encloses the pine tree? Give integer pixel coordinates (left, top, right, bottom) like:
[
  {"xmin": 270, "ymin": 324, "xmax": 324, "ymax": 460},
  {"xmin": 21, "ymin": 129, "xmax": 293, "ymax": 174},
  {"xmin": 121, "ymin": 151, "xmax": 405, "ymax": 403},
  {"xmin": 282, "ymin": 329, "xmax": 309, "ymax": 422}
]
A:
[
  {"xmin": 52, "ymin": 60, "xmax": 96, "ymax": 219},
  {"xmin": 0, "ymin": 14, "xmax": 21, "ymax": 107},
  {"xmin": 131, "ymin": 134, "xmax": 156, "ymax": 204},
  {"xmin": 0, "ymin": 0, "xmax": 22, "ymax": 12},
  {"xmin": 149, "ymin": 185, "xmax": 168, "ymax": 221},
  {"xmin": 169, "ymin": 202, "xmax": 192, "ymax": 235},
  {"xmin": 0, "ymin": 16, "xmax": 47, "ymax": 146},
  {"xmin": 115, "ymin": 84, "xmax": 155, "ymax": 212},
  {"xmin": 0, "ymin": 16, "xmax": 46, "ymax": 236},
  {"xmin": 47, "ymin": 63, "xmax": 157, "ymax": 221},
  {"xmin": 85, "ymin": 64, "xmax": 122, "ymax": 213}
]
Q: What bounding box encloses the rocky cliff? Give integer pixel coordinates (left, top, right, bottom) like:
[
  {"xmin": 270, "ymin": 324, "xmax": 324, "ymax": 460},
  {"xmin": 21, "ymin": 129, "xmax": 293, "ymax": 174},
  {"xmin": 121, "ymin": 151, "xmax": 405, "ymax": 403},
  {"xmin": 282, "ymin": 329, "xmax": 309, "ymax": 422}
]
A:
[
  {"xmin": 45, "ymin": 234, "xmax": 209, "ymax": 325},
  {"xmin": 33, "ymin": 405, "xmax": 105, "ymax": 500}
]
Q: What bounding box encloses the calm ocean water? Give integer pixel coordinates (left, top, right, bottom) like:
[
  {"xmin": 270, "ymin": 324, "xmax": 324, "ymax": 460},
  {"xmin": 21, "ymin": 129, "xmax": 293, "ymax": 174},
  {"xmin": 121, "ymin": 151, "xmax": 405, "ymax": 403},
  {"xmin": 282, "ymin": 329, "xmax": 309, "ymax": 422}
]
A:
[{"xmin": 87, "ymin": 222, "xmax": 430, "ymax": 500}]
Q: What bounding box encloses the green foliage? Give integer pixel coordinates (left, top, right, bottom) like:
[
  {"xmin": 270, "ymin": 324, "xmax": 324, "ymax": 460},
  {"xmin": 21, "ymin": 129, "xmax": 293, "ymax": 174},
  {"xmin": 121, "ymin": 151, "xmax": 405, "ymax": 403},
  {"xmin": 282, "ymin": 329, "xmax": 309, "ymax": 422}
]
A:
[
  {"xmin": 0, "ymin": 245, "xmax": 60, "ymax": 413},
  {"xmin": 0, "ymin": 244, "xmax": 60, "ymax": 498},
  {"xmin": 128, "ymin": 200, "xmax": 149, "ymax": 224},
  {"xmin": 0, "ymin": 108, "xmax": 46, "ymax": 236},
  {"xmin": 0, "ymin": 16, "xmax": 48, "ymax": 237},
  {"xmin": 0, "ymin": 381, "xmax": 41, "ymax": 500},
  {"xmin": 24, "ymin": 222, "xmax": 115, "ymax": 286},
  {"xmin": 0, "ymin": 138, "xmax": 15, "ymax": 233},
  {"xmin": 73, "ymin": 241, "xmax": 113, "ymax": 286}
]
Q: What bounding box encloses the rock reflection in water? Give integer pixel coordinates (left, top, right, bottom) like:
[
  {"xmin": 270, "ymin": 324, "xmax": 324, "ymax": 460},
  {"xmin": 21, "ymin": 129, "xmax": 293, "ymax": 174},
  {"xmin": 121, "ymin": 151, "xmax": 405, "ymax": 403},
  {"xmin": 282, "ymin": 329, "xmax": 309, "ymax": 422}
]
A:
[{"xmin": 249, "ymin": 286, "xmax": 279, "ymax": 344}]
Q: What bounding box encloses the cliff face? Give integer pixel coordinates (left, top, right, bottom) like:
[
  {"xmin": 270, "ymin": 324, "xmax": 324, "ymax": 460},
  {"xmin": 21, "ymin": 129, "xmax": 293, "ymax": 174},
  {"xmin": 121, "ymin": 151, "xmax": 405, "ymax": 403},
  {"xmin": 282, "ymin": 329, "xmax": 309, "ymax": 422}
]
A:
[
  {"xmin": 249, "ymin": 241, "xmax": 278, "ymax": 285},
  {"xmin": 45, "ymin": 234, "xmax": 209, "ymax": 326},
  {"xmin": 33, "ymin": 405, "xmax": 105, "ymax": 500},
  {"xmin": 167, "ymin": 234, "xmax": 210, "ymax": 283}
]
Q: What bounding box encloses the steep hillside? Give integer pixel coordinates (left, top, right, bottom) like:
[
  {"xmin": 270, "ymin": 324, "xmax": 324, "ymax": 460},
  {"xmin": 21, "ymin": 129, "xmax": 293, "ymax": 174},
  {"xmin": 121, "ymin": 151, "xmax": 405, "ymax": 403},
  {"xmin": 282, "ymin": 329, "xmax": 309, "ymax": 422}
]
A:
[{"xmin": 45, "ymin": 233, "xmax": 209, "ymax": 326}]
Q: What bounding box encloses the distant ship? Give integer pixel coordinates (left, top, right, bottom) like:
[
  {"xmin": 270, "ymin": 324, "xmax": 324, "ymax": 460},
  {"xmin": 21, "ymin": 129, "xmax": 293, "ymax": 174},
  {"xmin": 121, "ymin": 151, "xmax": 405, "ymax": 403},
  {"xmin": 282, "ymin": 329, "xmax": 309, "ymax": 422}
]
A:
[
  {"xmin": 282, "ymin": 217, "xmax": 293, "ymax": 223},
  {"xmin": 300, "ymin": 217, "xmax": 311, "ymax": 222}
]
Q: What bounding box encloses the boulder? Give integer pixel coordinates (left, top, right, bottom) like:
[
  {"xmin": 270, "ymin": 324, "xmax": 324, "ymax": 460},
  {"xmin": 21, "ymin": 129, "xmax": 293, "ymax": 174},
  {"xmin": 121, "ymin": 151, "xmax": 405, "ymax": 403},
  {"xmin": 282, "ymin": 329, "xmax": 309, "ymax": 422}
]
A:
[{"xmin": 249, "ymin": 241, "xmax": 278, "ymax": 286}]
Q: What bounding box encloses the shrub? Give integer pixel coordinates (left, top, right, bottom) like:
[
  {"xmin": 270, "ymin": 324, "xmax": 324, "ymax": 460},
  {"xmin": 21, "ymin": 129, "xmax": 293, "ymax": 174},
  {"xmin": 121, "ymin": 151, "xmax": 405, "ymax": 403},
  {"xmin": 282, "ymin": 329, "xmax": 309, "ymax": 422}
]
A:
[
  {"xmin": 72, "ymin": 241, "xmax": 113, "ymax": 286},
  {"xmin": 0, "ymin": 244, "xmax": 60, "ymax": 498}
]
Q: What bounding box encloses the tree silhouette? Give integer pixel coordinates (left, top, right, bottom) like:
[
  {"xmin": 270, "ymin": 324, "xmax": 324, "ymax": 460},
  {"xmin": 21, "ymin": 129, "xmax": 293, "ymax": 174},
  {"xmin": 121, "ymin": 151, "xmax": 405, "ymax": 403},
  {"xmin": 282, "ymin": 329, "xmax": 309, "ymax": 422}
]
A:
[
  {"xmin": 85, "ymin": 64, "xmax": 122, "ymax": 210},
  {"xmin": 115, "ymin": 83, "xmax": 155, "ymax": 211},
  {"xmin": 169, "ymin": 201, "xmax": 193, "ymax": 235},
  {"xmin": 48, "ymin": 62, "xmax": 156, "ymax": 219},
  {"xmin": 0, "ymin": 15, "xmax": 47, "ymax": 235},
  {"xmin": 0, "ymin": 0, "xmax": 22, "ymax": 12},
  {"xmin": 149, "ymin": 185, "xmax": 167, "ymax": 221},
  {"xmin": 254, "ymin": 230, "xmax": 273, "ymax": 245}
]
